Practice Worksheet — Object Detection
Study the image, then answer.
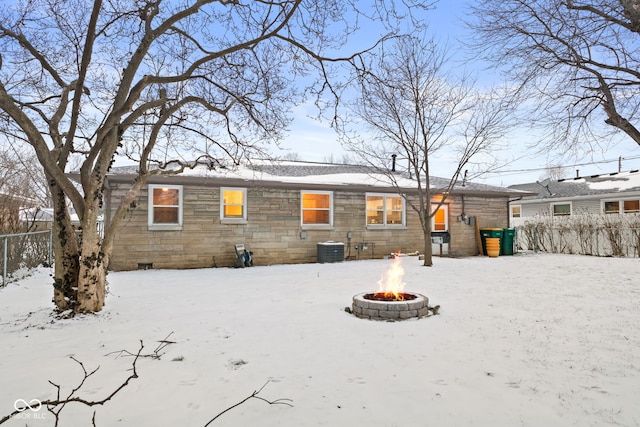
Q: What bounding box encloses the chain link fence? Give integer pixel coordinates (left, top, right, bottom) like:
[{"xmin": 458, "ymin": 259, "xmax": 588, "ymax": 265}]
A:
[
  {"xmin": 515, "ymin": 215, "xmax": 640, "ymax": 257},
  {"xmin": 1, "ymin": 230, "xmax": 53, "ymax": 286}
]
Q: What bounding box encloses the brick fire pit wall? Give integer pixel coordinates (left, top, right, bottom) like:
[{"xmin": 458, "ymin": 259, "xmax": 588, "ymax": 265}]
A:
[{"xmin": 351, "ymin": 292, "xmax": 430, "ymax": 321}]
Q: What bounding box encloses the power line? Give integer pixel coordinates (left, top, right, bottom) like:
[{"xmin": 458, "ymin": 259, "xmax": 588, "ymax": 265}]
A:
[{"xmin": 485, "ymin": 154, "xmax": 640, "ymax": 175}]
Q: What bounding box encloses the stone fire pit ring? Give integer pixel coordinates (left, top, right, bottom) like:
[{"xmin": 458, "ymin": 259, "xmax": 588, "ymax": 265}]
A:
[{"xmin": 351, "ymin": 292, "xmax": 430, "ymax": 321}]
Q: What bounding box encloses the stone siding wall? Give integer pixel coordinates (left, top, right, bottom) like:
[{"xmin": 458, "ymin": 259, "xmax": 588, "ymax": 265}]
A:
[
  {"xmin": 106, "ymin": 183, "xmax": 509, "ymax": 270},
  {"xmin": 446, "ymin": 195, "xmax": 509, "ymax": 257}
]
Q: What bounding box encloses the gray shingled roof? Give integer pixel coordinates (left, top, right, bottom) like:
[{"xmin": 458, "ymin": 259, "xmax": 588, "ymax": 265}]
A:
[
  {"xmin": 251, "ymin": 162, "xmax": 373, "ymax": 176},
  {"xmin": 104, "ymin": 160, "xmax": 522, "ymax": 195},
  {"xmin": 509, "ymin": 170, "xmax": 640, "ymax": 199},
  {"xmin": 247, "ymin": 162, "xmax": 519, "ymax": 194}
]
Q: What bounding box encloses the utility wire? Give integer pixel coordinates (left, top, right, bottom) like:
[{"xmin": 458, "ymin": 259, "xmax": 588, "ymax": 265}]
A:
[{"xmin": 484, "ymin": 154, "xmax": 640, "ymax": 176}]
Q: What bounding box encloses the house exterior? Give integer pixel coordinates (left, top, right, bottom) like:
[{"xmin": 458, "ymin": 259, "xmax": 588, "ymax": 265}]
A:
[
  {"xmin": 101, "ymin": 160, "xmax": 522, "ymax": 271},
  {"xmin": 0, "ymin": 191, "xmax": 39, "ymax": 233},
  {"xmin": 508, "ymin": 169, "xmax": 640, "ymax": 225}
]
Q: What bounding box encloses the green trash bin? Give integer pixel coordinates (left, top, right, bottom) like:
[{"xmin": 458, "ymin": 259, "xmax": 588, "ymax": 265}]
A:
[
  {"xmin": 479, "ymin": 228, "xmax": 504, "ymax": 256},
  {"xmin": 501, "ymin": 228, "xmax": 516, "ymax": 255}
]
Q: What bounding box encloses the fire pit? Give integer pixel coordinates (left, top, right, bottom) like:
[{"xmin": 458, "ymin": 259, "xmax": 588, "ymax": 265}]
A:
[
  {"xmin": 352, "ymin": 291, "xmax": 430, "ymax": 320},
  {"xmin": 350, "ymin": 255, "xmax": 433, "ymax": 321}
]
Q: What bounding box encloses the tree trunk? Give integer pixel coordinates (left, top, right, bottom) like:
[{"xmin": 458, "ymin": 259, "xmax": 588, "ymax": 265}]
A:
[
  {"xmin": 422, "ymin": 205, "xmax": 434, "ymax": 267},
  {"xmin": 423, "ymin": 227, "xmax": 433, "ymax": 266},
  {"xmin": 76, "ymin": 206, "xmax": 106, "ymax": 312},
  {"xmin": 50, "ymin": 179, "xmax": 79, "ymax": 311},
  {"xmin": 49, "ymin": 174, "xmax": 107, "ymax": 313},
  {"xmin": 76, "ymin": 252, "xmax": 106, "ymax": 312}
]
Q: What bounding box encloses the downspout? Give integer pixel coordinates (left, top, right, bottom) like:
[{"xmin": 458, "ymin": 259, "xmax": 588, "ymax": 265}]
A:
[
  {"xmin": 506, "ymin": 198, "xmax": 510, "ymax": 228},
  {"xmin": 461, "ymin": 194, "xmax": 466, "ymax": 220}
]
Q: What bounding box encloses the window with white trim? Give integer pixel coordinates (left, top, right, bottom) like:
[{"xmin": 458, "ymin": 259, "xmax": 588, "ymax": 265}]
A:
[
  {"xmin": 301, "ymin": 191, "xmax": 333, "ymax": 226},
  {"xmin": 604, "ymin": 201, "xmax": 620, "ymax": 214},
  {"xmin": 604, "ymin": 199, "xmax": 640, "ymax": 214},
  {"xmin": 624, "ymin": 200, "xmax": 640, "ymax": 213},
  {"xmin": 510, "ymin": 205, "xmax": 521, "ymax": 218},
  {"xmin": 551, "ymin": 202, "xmax": 571, "ymax": 216},
  {"xmin": 432, "ymin": 204, "xmax": 448, "ymax": 231},
  {"xmin": 366, "ymin": 193, "xmax": 405, "ymax": 226},
  {"xmin": 148, "ymin": 185, "xmax": 183, "ymax": 228},
  {"xmin": 221, "ymin": 187, "xmax": 247, "ymax": 220}
]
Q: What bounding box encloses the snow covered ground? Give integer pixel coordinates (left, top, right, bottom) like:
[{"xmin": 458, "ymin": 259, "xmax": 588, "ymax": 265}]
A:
[{"xmin": 1, "ymin": 253, "xmax": 639, "ymax": 426}]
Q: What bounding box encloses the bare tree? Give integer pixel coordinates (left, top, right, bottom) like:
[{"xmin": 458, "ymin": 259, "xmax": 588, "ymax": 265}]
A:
[
  {"xmin": 0, "ymin": 0, "xmax": 432, "ymax": 312},
  {"xmin": 279, "ymin": 152, "xmax": 302, "ymax": 161},
  {"xmin": 0, "ymin": 144, "xmax": 49, "ymax": 233},
  {"xmin": 469, "ymin": 0, "xmax": 640, "ymax": 155},
  {"xmin": 539, "ymin": 164, "xmax": 569, "ymax": 182},
  {"xmin": 341, "ymin": 36, "xmax": 517, "ymax": 266}
]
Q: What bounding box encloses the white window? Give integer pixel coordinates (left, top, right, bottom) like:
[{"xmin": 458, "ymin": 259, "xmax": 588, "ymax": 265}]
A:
[
  {"xmin": 148, "ymin": 185, "xmax": 183, "ymax": 229},
  {"xmin": 301, "ymin": 191, "xmax": 333, "ymax": 226},
  {"xmin": 604, "ymin": 200, "xmax": 620, "ymax": 214},
  {"xmin": 432, "ymin": 204, "xmax": 448, "ymax": 231},
  {"xmin": 551, "ymin": 202, "xmax": 571, "ymax": 216},
  {"xmin": 221, "ymin": 187, "xmax": 247, "ymax": 221},
  {"xmin": 510, "ymin": 205, "xmax": 521, "ymax": 218},
  {"xmin": 366, "ymin": 193, "xmax": 405, "ymax": 226},
  {"xmin": 603, "ymin": 199, "xmax": 640, "ymax": 214},
  {"xmin": 623, "ymin": 200, "xmax": 640, "ymax": 214}
]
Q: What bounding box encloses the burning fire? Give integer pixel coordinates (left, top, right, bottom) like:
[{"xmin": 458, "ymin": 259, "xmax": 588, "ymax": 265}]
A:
[{"xmin": 375, "ymin": 255, "xmax": 406, "ymax": 300}]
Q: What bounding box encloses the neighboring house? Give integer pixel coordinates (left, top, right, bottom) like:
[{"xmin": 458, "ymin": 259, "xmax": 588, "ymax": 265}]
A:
[
  {"xmin": 508, "ymin": 169, "xmax": 640, "ymax": 225},
  {"xmin": 19, "ymin": 208, "xmax": 102, "ymax": 234},
  {"xmin": 100, "ymin": 160, "xmax": 523, "ymax": 271},
  {"xmin": 0, "ymin": 191, "xmax": 39, "ymax": 232},
  {"xmin": 20, "ymin": 207, "xmax": 54, "ymax": 231}
]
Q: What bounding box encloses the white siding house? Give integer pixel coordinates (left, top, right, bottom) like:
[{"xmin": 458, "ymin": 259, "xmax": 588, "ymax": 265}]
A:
[{"xmin": 508, "ymin": 170, "xmax": 640, "ymax": 226}]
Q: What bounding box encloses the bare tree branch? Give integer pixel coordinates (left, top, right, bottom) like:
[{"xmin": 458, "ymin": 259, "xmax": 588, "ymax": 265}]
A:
[
  {"xmin": 204, "ymin": 380, "xmax": 293, "ymax": 426},
  {"xmin": 0, "ymin": 341, "xmax": 143, "ymax": 425},
  {"xmin": 342, "ymin": 35, "xmax": 518, "ymax": 265},
  {"xmin": 469, "ymin": 0, "xmax": 640, "ymax": 154},
  {"xmin": 0, "ymin": 0, "xmax": 428, "ymax": 312}
]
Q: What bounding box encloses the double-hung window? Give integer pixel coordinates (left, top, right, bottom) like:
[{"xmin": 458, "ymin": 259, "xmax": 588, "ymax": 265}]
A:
[
  {"xmin": 221, "ymin": 187, "xmax": 247, "ymax": 221},
  {"xmin": 366, "ymin": 193, "xmax": 405, "ymax": 226},
  {"xmin": 301, "ymin": 191, "xmax": 333, "ymax": 226},
  {"xmin": 148, "ymin": 185, "xmax": 183, "ymax": 230}
]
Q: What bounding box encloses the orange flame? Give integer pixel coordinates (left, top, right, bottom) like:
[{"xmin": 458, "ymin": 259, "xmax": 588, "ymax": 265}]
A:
[{"xmin": 376, "ymin": 256, "xmax": 406, "ymax": 300}]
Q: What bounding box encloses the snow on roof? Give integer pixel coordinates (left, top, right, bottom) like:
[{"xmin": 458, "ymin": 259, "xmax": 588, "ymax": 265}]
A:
[
  {"xmin": 0, "ymin": 190, "xmax": 39, "ymax": 205},
  {"xmin": 106, "ymin": 159, "xmax": 520, "ymax": 195},
  {"xmin": 21, "ymin": 207, "xmax": 54, "ymax": 222},
  {"xmin": 577, "ymin": 170, "xmax": 640, "ymax": 191},
  {"xmin": 181, "ymin": 160, "xmax": 413, "ymax": 187},
  {"xmin": 20, "ymin": 207, "xmax": 87, "ymax": 223},
  {"xmin": 509, "ymin": 170, "xmax": 640, "ymax": 199}
]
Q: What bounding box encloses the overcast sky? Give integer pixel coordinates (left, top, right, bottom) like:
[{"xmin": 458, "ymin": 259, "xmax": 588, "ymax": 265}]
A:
[{"xmin": 275, "ymin": 0, "xmax": 640, "ymax": 186}]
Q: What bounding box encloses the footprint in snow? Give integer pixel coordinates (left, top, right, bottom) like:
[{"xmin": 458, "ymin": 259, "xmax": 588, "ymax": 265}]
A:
[{"xmin": 228, "ymin": 359, "xmax": 248, "ymax": 370}]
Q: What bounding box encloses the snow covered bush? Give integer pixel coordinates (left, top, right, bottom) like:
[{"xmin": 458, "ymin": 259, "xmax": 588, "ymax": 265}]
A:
[{"xmin": 516, "ymin": 213, "xmax": 640, "ymax": 257}]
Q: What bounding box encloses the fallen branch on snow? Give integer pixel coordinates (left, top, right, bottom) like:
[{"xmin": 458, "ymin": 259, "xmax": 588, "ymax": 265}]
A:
[
  {"xmin": 204, "ymin": 380, "xmax": 293, "ymax": 426},
  {"xmin": 1, "ymin": 340, "xmax": 144, "ymax": 426},
  {"xmin": 105, "ymin": 331, "xmax": 176, "ymax": 360},
  {"xmin": 1, "ymin": 335, "xmax": 291, "ymax": 426}
]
